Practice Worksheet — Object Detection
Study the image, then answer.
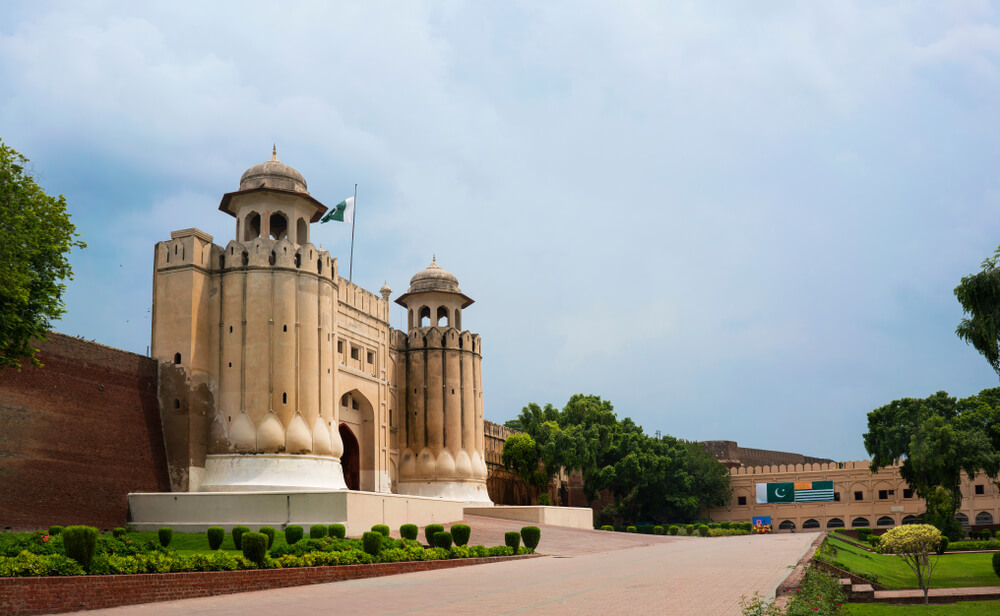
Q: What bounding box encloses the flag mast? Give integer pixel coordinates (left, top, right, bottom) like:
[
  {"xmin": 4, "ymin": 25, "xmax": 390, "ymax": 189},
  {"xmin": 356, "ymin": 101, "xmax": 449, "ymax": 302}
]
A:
[{"xmin": 349, "ymin": 183, "xmax": 357, "ymax": 282}]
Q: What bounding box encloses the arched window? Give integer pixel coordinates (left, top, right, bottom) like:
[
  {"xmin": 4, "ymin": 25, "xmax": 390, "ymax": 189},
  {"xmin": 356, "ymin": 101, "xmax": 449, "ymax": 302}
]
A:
[
  {"xmin": 269, "ymin": 212, "xmax": 288, "ymax": 240},
  {"xmin": 244, "ymin": 212, "xmax": 261, "ymax": 240},
  {"xmin": 173, "ymin": 352, "xmax": 181, "ymax": 364},
  {"xmin": 851, "ymin": 517, "xmax": 870, "ymax": 528},
  {"xmin": 826, "ymin": 518, "xmax": 845, "ymax": 528},
  {"xmin": 802, "ymin": 519, "xmax": 820, "ymax": 529},
  {"xmin": 976, "ymin": 511, "xmax": 994, "ymax": 525},
  {"xmin": 241, "ymin": 251, "xmax": 249, "ymax": 266},
  {"xmin": 297, "ymin": 218, "xmax": 307, "ymax": 244},
  {"xmin": 437, "ymin": 306, "xmax": 449, "ymax": 327},
  {"xmin": 419, "ymin": 306, "xmax": 431, "ymax": 327},
  {"xmin": 902, "ymin": 515, "xmax": 920, "ymax": 525},
  {"xmin": 877, "ymin": 516, "xmax": 895, "ymax": 527},
  {"xmin": 955, "ymin": 513, "xmax": 969, "ymax": 524},
  {"xmin": 779, "ymin": 520, "xmax": 796, "ymax": 530}
]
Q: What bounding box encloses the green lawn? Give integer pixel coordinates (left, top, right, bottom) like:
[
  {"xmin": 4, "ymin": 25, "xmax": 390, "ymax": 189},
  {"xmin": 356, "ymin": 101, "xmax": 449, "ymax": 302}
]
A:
[
  {"xmin": 819, "ymin": 535, "xmax": 999, "ymax": 589},
  {"xmin": 127, "ymin": 530, "xmax": 292, "ymax": 554},
  {"xmin": 846, "ymin": 601, "xmax": 1000, "ymax": 615}
]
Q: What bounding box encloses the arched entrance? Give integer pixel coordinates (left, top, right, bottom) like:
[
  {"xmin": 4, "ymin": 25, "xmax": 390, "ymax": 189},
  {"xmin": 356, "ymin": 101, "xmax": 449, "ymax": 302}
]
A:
[{"xmin": 340, "ymin": 424, "xmax": 360, "ymax": 491}]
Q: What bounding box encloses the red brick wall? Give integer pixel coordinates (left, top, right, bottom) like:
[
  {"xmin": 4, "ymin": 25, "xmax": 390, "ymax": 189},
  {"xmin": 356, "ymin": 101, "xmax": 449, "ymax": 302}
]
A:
[
  {"xmin": 0, "ymin": 554, "xmax": 541, "ymax": 616},
  {"xmin": 0, "ymin": 333, "xmax": 170, "ymax": 531}
]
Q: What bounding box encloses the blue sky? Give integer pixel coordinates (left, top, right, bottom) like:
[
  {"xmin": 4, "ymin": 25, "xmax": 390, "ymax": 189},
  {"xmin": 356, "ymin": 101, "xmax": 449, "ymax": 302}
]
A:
[{"xmin": 3, "ymin": 1, "xmax": 1000, "ymax": 461}]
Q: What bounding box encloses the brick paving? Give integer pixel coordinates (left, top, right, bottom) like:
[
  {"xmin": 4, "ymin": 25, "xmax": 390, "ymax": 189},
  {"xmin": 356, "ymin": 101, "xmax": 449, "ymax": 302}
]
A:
[{"xmin": 54, "ymin": 524, "xmax": 818, "ymax": 616}]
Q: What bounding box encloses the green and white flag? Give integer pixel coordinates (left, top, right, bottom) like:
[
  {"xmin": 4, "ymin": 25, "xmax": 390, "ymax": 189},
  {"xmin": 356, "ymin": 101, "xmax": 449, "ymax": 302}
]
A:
[
  {"xmin": 321, "ymin": 197, "xmax": 354, "ymax": 223},
  {"xmin": 756, "ymin": 481, "xmax": 835, "ymax": 504},
  {"xmin": 756, "ymin": 482, "xmax": 795, "ymax": 504}
]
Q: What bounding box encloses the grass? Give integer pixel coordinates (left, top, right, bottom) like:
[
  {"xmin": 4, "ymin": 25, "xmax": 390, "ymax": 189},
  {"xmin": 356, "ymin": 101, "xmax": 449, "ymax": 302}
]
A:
[
  {"xmin": 846, "ymin": 601, "xmax": 1000, "ymax": 615},
  {"xmin": 818, "ymin": 535, "xmax": 1000, "ymax": 589}
]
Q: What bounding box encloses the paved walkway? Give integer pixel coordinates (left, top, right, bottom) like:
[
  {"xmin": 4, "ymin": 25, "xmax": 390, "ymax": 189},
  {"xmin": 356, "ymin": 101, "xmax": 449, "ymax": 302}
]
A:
[
  {"xmin": 57, "ymin": 525, "xmax": 818, "ymax": 616},
  {"xmin": 875, "ymin": 586, "xmax": 1000, "ymax": 603}
]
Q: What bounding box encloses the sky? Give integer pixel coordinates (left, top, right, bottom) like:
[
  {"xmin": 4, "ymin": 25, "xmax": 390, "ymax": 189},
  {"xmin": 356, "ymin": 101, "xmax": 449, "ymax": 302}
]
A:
[{"xmin": 2, "ymin": 1, "xmax": 1000, "ymax": 462}]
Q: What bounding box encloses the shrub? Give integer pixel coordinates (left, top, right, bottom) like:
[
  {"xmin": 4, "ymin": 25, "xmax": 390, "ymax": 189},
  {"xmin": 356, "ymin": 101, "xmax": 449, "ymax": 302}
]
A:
[
  {"xmin": 537, "ymin": 493, "xmax": 551, "ymax": 506},
  {"xmin": 653, "ymin": 525, "xmax": 664, "ymax": 535},
  {"xmin": 362, "ymin": 531, "xmax": 382, "ymax": 556},
  {"xmin": 505, "ymin": 531, "xmax": 521, "ymax": 552},
  {"xmin": 259, "ymin": 526, "xmax": 276, "ymax": 549},
  {"xmin": 720, "ymin": 522, "xmax": 731, "ymax": 529},
  {"xmin": 329, "ymin": 524, "xmax": 346, "ymax": 539},
  {"xmin": 158, "ymin": 527, "xmax": 173, "ymax": 548},
  {"xmin": 856, "ymin": 527, "xmax": 873, "ymax": 543},
  {"xmin": 451, "ymin": 524, "xmax": 471, "ymax": 546},
  {"xmin": 867, "ymin": 535, "xmax": 881, "ymax": 549},
  {"xmin": 937, "ymin": 536, "xmax": 949, "ymax": 555},
  {"xmin": 600, "ymin": 525, "xmax": 614, "ymax": 531},
  {"xmin": 879, "ymin": 524, "xmax": 943, "ymax": 604},
  {"xmin": 626, "ymin": 526, "xmax": 637, "ymax": 533},
  {"xmin": 48, "ymin": 526, "xmax": 64, "ymax": 536},
  {"xmin": 637, "ymin": 525, "xmax": 654, "ymax": 535},
  {"xmin": 521, "ymin": 526, "xmax": 540, "ymax": 550},
  {"xmin": 685, "ymin": 524, "xmax": 695, "ymax": 535},
  {"xmin": 285, "ymin": 525, "xmax": 304, "ymax": 545},
  {"xmin": 425, "ymin": 524, "xmax": 444, "ymax": 545},
  {"xmin": 232, "ymin": 526, "xmax": 250, "ymax": 550},
  {"xmin": 372, "ymin": 524, "xmax": 390, "ymax": 537},
  {"xmin": 310, "ymin": 524, "xmax": 328, "ymax": 539},
  {"xmin": 433, "ymin": 531, "xmax": 453, "ymax": 549},
  {"xmin": 400, "ymin": 524, "xmax": 418, "ymax": 541},
  {"xmin": 111, "ymin": 527, "xmax": 125, "ymax": 539},
  {"xmin": 698, "ymin": 525, "xmax": 709, "ymax": 537},
  {"xmin": 207, "ymin": 527, "xmax": 225, "ymax": 550},
  {"xmin": 239, "ymin": 532, "xmax": 267, "ymax": 565},
  {"xmin": 62, "ymin": 526, "xmax": 99, "ymax": 571},
  {"xmin": 993, "ymin": 551, "xmax": 1000, "ymax": 578},
  {"xmin": 668, "ymin": 525, "xmax": 679, "ymax": 535}
]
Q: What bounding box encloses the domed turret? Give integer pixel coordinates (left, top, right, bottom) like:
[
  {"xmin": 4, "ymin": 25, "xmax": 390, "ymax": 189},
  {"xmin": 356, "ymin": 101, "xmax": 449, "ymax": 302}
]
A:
[
  {"xmin": 408, "ymin": 255, "xmax": 460, "ymax": 294},
  {"xmin": 239, "ymin": 146, "xmax": 308, "ymax": 193}
]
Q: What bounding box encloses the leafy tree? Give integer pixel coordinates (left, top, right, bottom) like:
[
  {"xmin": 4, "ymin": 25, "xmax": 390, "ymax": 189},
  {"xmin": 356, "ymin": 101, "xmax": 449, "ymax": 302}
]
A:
[
  {"xmin": 878, "ymin": 524, "xmax": 943, "ymax": 604},
  {"xmin": 955, "ymin": 246, "xmax": 1000, "ymax": 377},
  {"xmin": 500, "ymin": 432, "xmax": 548, "ymax": 493},
  {"xmin": 0, "ymin": 140, "xmax": 85, "ymax": 369}
]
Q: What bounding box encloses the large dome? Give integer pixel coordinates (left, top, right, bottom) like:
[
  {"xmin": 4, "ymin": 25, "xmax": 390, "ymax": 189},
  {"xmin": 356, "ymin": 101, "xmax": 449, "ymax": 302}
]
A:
[
  {"xmin": 239, "ymin": 146, "xmax": 308, "ymax": 193},
  {"xmin": 408, "ymin": 256, "xmax": 460, "ymax": 294}
]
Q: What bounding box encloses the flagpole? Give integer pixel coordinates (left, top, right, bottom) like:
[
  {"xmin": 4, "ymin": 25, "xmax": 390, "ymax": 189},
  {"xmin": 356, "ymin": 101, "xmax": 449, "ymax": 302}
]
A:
[{"xmin": 349, "ymin": 183, "xmax": 357, "ymax": 282}]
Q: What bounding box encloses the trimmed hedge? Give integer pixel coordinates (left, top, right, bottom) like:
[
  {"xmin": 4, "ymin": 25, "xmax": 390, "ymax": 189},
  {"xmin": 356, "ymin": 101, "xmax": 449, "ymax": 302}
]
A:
[
  {"xmin": 505, "ymin": 531, "xmax": 521, "ymax": 552},
  {"xmin": 451, "ymin": 524, "xmax": 471, "ymax": 546},
  {"xmin": 310, "ymin": 524, "xmax": 328, "ymax": 539},
  {"xmin": 433, "ymin": 531, "xmax": 453, "ymax": 549},
  {"xmin": 400, "ymin": 524, "xmax": 418, "ymax": 541},
  {"xmin": 362, "ymin": 531, "xmax": 382, "ymax": 556},
  {"xmin": 653, "ymin": 525, "xmax": 664, "ymax": 535},
  {"xmin": 685, "ymin": 524, "xmax": 695, "ymax": 535},
  {"xmin": 49, "ymin": 526, "xmax": 64, "ymax": 536},
  {"xmin": 62, "ymin": 526, "xmax": 98, "ymax": 571},
  {"xmin": 425, "ymin": 524, "xmax": 444, "ymax": 545},
  {"xmin": 668, "ymin": 525, "xmax": 679, "ymax": 535},
  {"xmin": 232, "ymin": 526, "xmax": 250, "ymax": 550},
  {"xmin": 329, "ymin": 524, "xmax": 346, "ymax": 539},
  {"xmin": 111, "ymin": 528, "xmax": 126, "ymax": 539},
  {"xmin": 856, "ymin": 527, "xmax": 873, "ymax": 543},
  {"xmin": 937, "ymin": 536, "xmax": 949, "ymax": 555},
  {"xmin": 259, "ymin": 526, "xmax": 276, "ymax": 549},
  {"xmin": 241, "ymin": 532, "xmax": 268, "ymax": 565},
  {"xmin": 600, "ymin": 525, "xmax": 614, "ymax": 531},
  {"xmin": 626, "ymin": 526, "xmax": 637, "ymax": 533},
  {"xmin": 521, "ymin": 526, "xmax": 540, "ymax": 550},
  {"xmin": 207, "ymin": 527, "xmax": 225, "ymax": 550},
  {"xmin": 158, "ymin": 527, "xmax": 173, "ymax": 548},
  {"xmin": 285, "ymin": 525, "xmax": 304, "ymax": 545},
  {"xmin": 993, "ymin": 551, "xmax": 1000, "ymax": 578},
  {"xmin": 372, "ymin": 524, "xmax": 390, "ymax": 538},
  {"xmin": 697, "ymin": 525, "xmax": 709, "ymax": 537}
]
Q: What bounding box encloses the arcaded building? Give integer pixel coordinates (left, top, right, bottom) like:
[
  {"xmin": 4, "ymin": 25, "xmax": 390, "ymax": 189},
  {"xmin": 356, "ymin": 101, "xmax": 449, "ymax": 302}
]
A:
[{"xmin": 150, "ymin": 150, "xmax": 491, "ymax": 503}]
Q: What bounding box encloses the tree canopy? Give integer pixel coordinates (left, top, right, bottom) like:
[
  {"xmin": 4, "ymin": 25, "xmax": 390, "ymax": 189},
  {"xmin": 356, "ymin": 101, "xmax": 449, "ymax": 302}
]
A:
[
  {"xmin": 955, "ymin": 246, "xmax": 1000, "ymax": 378},
  {"xmin": 0, "ymin": 140, "xmax": 85, "ymax": 369},
  {"xmin": 502, "ymin": 394, "xmax": 731, "ymax": 524},
  {"xmin": 878, "ymin": 524, "xmax": 943, "ymax": 604},
  {"xmin": 864, "ymin": 388, "xmax": 1000, "ymax": 539}
]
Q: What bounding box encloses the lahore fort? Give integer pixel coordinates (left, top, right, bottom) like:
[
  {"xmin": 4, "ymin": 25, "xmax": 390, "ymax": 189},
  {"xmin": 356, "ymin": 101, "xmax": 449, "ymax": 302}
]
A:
[{"xmin": 2, "ymin": 151, "xmax": 999, "ymax": 534}]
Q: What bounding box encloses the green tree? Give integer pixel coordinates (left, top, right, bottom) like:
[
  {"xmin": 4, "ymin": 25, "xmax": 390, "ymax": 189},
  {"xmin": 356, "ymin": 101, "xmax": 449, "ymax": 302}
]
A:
[
  {"xmin": 955, "ymin": 246, "xmax": 1000, "ymax": 377},
  {"xmin": 0, "ymin": 140, "xmax": 85, "ymax": 369},
  {"xmin": 500, "ymin": 432, "xmax": 548, "ymax": 492},
  {"xmin": 878, "ymin": 524, "xmax": 943, "ymax": 605}
]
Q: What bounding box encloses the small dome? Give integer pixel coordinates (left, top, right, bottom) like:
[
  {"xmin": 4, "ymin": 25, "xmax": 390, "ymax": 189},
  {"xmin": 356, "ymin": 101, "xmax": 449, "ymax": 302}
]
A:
[
  {"xmin": 408, "ymin": 255, "xmax": 459, "ymax": 294},
  {"xmin": 239, "ymin": 146, "xmax": 308, "ymax": 193}
]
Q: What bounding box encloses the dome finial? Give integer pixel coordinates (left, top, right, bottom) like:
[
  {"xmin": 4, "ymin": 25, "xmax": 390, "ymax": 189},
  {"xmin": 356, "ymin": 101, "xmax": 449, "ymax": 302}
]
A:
[{"xmin": 270, "ymin": 144, "xmax": 278, "ymax": 161}]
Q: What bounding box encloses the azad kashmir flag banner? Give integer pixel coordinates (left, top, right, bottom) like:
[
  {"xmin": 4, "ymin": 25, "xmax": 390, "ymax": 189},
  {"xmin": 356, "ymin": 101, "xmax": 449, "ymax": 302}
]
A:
[
  {"xmin": 756, "ymin": 481, "xmax": 834, "ymax": 504},
  {"xmin": 321, "ymin": 197, "xmax": 355, "ymax": 223}
]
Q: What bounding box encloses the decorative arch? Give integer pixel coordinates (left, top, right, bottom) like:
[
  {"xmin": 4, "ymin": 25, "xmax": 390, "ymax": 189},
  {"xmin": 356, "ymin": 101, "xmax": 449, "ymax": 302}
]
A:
[
  {"xmin": 269, "ymin": 212, "xmax": 288, "ymax": 240},
  {"xmin": 851, "ymin": 517, "xmax": 871, "ymax": 528},
  {"xmin": 339, "ymin": 424, "xmax": 360, "ymax": 491},
  {"xmin": 339, "ymin": 389, "xmax": 377, "ymax": 491},
  {"xmin": 826, "ymin": 518, "xmax": 845, "ymax": 529},
  {"xmin": 437, "ymin": 306, "xmax": 449, "ymax": 327},
  {"xmin": 877, "ymin": 516, "xmax": 895, "ymax": 527},
  {"xmin": 244, "ymin": 212, "xmax": 261, "ymax": 241},
  {"xmin": 976, "ymin": 511, "xmax": 994, "ymax": 525},
  {"xmin": 418, "ymin": 306, "xmax": 431, "ymax": 327},
  {"xmin": 802, "ymin": 519, "xmax": 820, "ymax": 529},
  {"xmin": 296, "ymin": 218, "xmax": 308, "ymax": 245},
  {"xmin": 902, "ymin": 515, "xmax": 921, "ymax": 525},
  {"xmin": 779, "ymin": 520, "xmax": 796, "ymax": 530},
  {"xmin": 955, "ymin": 513, "xmax": 969, "ymax": 524}
]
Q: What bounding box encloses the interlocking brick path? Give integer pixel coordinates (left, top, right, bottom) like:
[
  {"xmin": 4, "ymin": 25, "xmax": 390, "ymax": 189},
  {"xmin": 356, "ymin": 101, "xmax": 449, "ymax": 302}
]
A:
[{"xmin": 57, "ymin": 524, "xmax": 818, "ymax": 616}]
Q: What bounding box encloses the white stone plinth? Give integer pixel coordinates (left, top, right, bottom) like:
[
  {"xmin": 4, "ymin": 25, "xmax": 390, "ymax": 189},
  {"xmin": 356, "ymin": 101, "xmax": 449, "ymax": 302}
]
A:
[
  {"xmin": 397, "ymin": 479, "xmax": 493, "ymax": 505},
  {"xmin": 199, "ymin": 453, "xmax": 347, "ymax": 492}
]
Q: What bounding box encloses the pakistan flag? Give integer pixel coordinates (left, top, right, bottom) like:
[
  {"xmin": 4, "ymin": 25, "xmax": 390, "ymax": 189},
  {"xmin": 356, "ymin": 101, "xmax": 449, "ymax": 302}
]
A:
[{"xmin": 756, "ymin": 482, "xmax": 795, "ymax": 504}]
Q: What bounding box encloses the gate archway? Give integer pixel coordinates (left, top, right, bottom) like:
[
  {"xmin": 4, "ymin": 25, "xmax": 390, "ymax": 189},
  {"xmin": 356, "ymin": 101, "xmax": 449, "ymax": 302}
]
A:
[{"xmin": 340, "ymin": 424, "xmax": 360, "ymax": 491}]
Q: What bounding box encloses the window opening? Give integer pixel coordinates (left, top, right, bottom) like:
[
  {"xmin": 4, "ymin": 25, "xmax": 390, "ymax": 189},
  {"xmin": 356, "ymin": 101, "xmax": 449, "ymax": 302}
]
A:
[{"xmin": 269, "ymin": 213, "xmax": 288, "ymax": 240}]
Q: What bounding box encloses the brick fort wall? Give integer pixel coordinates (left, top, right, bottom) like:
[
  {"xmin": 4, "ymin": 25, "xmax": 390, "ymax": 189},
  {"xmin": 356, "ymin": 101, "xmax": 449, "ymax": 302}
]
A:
[{"xmin": 0, "ymin": 334, "xmax": 170, "ymax": 531}]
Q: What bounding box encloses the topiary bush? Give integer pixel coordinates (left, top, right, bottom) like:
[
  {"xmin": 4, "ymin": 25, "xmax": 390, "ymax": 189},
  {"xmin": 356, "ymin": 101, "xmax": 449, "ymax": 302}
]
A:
[
  {"xmin": 937, "ymin": 536, "xmax": 949, "ymax": 555},
  {"xmin": 372, "ymin": 524, "xmax": 390, "ymax": 537},
  {"xmin": 433, "ymin": 531, "xmax": 453, "ymax": 549},
  {"xmin": 425, "ymin": 524, "xmax": 444, "ymax": 545},
  {"xmin": 698, "ymin": 525, "xmax": 710, "ymax": 537},
  {"xmin": 241, "ymin": 532, "xmax": 268, "ymax": 565},
  {"xmin": 993, "ymin": 550, "xmax": 1000, "ymax": 578},
  {"xmin": 505, "ymin": 531, "xmax": 521, "ymax": 552},
  {"xmin": 259, "ymin": 526, "xmax": 276, "ymax": 549},
  {"xmin": 668, "ymin": 525, "xmax": 679, "ymax": 535},
  {"xmin": 685, "ymin": 524, "xmax": 695, "ymax": 536},
  {"xmin": 158, "ymin": 527, "xmax": 173, "ymax": 548},
  {"xmin": 362, "ymin": 531, "xmax": 382, "ymax": 556},
  {"xmin": 232, "ymin": 525, "xmax": 250, "ymax": 550},
  {"xmin": 48, "ymin": 526, "xmax": 64, "ymax": 536},
  {"xmin": 62, "ymin": 526, "xmax": 99, "ymax": 571},
  {"xmin": 310, "ymin": 524, "xmax": 328, "ymax": 539},
  {"xmin": 868, "ymin": 535, "xmax": 881, "ymax": 549},
  {"xmin": 207, "ymin": 526, "xmax": 225, "ymax": 550},
  {"xmin": 521, "ymin": 526, "xmax": 540, "ymax": 550},
  {"xmin": 720, "ymin": 522, "xmax": 731, "ymax": 529},
  {"xmin": 451, "ymin": 524, "xmax": 471, "ymax": 546},
  {"xmin": 626, "ymin": 526, "xmax": 637, "ymax": 533},
  {"xmin": 285, "ymin": 525, "xmax": 304, "ymax": 545},
  {"xmin": 111, "ymin": 527, "xmax": 126, "ymax": 539},
  {"xmin": 400, "ymin": 524, "xmax": 418, "ymax": 540},
  {"xmin": 856, "ymin": 527, "xmax": 873, "ymax": 543},
  {"xmin": 653, "ymin": 526, "xmax": 664, "ymax": 535},
  {"xmin": 600, "ymin": 525, "xmax": 614, "ymax": 531},
  {"xmin": 329, "ymin": 523, "xmax": 346, "ymax": 539}
]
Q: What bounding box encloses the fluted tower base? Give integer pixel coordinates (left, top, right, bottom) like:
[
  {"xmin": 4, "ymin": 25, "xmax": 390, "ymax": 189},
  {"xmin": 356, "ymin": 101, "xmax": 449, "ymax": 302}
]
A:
[
  {"xmin": 397, "ymin": 479, "xmax": 493, "ymax": 505},
  {"xmin": 199, "ymin": 454, "xmax": 348, "ymax": 492}
]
